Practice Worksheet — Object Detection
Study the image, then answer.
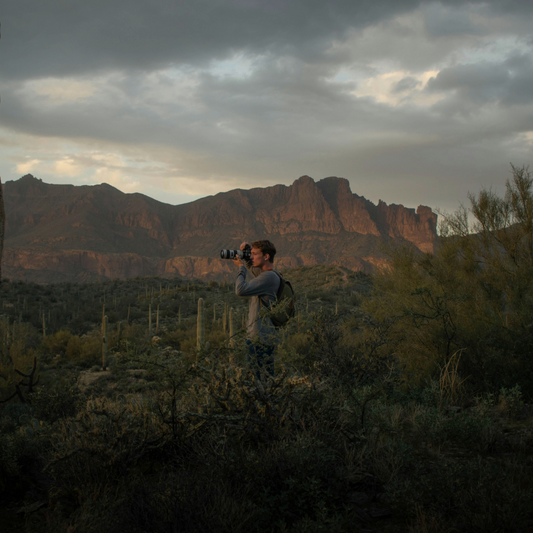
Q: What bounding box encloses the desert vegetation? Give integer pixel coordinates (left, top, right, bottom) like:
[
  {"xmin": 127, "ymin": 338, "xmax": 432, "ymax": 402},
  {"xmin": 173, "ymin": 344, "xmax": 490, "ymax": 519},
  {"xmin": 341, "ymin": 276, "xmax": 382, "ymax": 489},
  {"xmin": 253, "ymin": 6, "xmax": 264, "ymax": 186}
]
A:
[{"xmin": 1, "ymin": 167, "xmax": 533, "ymax": 532}]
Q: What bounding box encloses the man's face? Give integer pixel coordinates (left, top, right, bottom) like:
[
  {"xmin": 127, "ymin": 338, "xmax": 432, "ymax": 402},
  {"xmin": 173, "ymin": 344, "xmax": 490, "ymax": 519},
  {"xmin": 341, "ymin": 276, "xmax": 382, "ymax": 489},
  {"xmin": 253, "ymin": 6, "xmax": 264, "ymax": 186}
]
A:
[{"xmin": 251, "ymin": 247, "xmax": 269, "ymax": 268}]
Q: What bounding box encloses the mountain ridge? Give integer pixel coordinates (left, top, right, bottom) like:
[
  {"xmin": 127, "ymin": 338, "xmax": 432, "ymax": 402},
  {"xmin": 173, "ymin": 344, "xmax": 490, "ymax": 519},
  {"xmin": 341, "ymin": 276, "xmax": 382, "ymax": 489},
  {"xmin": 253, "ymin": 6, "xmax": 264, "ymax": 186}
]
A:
[{"xmin": 2, "ymin": 174, "xmax": 437, "ymax": 283}]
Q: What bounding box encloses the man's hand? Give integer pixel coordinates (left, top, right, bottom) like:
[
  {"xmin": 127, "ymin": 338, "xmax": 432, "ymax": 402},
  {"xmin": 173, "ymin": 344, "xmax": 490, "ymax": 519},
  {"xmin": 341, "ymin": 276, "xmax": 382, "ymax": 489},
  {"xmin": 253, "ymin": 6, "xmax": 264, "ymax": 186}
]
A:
[
  {"xmin": 233, "ymin": 256, "xmax": 244, "ymax": 268},
  {"xmin": 234, "ymin": 241, "xmax": 250, "ymax": 267}
]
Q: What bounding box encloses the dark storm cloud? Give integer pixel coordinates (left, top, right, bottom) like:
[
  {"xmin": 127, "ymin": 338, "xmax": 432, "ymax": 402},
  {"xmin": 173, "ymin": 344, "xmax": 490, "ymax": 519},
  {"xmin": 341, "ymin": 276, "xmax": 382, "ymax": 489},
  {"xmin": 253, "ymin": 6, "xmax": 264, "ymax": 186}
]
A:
[
  {"xmin": 1, "ymin": 0, "xmax": 425, "ymax": 81},
  {"xmin": 0, "ymin": 58, "xmax": 375, "ymax": 152},
  {"xmin": 4, "ymin": 52, "xmax": 529, "ymax": 169},
  {"xmin": 426, "ymin": 54, "xmax": 533, "ymax": 107},
  {"xmin": 484, "ymin": 0, "xmax": 533, "ymax": 15},
  {"xmin": 422, "ymin": 2, "xmax": 483, "ymax": 38},
  {"xmin": 4, "ymin": 0, "xmax": 527, "ymax": 80}
]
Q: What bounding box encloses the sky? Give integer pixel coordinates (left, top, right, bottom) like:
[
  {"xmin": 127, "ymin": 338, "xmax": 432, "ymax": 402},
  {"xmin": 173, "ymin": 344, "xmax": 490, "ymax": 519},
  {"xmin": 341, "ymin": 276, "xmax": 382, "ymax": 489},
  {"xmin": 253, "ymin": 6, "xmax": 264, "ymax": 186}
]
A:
[{"xmin": 1, "ymin": 0, "xmax": 532, "ymax": 214}]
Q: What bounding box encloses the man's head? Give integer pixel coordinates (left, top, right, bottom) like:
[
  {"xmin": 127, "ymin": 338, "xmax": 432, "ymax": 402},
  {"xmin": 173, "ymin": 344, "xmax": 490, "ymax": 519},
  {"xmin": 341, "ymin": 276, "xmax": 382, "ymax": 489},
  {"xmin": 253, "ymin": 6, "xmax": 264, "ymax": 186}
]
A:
[{"xmin": 251, "ymin": 240, "xmax": 276, "ymax": 268}]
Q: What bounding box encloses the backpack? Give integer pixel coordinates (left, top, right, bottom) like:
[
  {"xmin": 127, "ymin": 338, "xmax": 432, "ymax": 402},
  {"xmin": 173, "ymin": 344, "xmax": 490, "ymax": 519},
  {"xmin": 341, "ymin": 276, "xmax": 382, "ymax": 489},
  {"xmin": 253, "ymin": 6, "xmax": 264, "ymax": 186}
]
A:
[{"xmin": 260, "ymin": 271, "xmax": 296, "ymax": 329}]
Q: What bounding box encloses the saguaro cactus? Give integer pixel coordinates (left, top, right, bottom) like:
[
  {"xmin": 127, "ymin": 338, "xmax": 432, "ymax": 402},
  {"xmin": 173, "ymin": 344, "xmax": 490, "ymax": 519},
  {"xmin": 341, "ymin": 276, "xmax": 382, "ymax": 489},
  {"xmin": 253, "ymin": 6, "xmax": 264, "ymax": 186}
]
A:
[
  {"xmin": 149, "ymin": 304, "xmax": 152, "ymax": 335},
  {"xmin": 229, "ymin": 307, "xmax": 234, "ymax": 346},
  {"xmin": 102, "ymin": 315, "xmax": 108, "ymax": 369},
  {"xmin": 156, "ymin": 305, "xmax": 160, "ymax": 334},
  {"xmin": 197, "ymin": 298, "xmax": 205, "ymax": 349}
]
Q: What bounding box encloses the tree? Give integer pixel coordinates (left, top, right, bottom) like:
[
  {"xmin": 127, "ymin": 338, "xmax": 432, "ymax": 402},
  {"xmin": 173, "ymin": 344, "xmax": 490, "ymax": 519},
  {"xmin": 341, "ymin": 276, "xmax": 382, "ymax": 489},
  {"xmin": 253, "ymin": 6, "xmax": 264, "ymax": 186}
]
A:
[
  {"xmin": 440, "ymin": 164, "xmax": 533, "ymax": 330},
  {"xmin": 366, "ymin": 165, "xmax": 533, "ymax": 395}
]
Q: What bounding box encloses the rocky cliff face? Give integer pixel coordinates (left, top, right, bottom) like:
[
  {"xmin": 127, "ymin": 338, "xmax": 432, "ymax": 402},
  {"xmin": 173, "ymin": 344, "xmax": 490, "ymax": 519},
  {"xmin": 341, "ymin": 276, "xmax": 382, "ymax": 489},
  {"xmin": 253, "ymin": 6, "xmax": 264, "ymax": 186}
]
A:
[{"xmin": 2, "ymin": 174, "xmax": 437, "ymax": 283}]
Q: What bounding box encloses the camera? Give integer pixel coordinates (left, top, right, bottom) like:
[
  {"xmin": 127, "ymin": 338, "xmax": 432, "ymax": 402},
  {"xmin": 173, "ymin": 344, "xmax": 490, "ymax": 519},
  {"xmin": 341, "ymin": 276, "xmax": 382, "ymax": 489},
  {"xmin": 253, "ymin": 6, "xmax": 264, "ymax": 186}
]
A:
[{"xmin": 220, "ymin": 245, "xmax": 251, "ymax": 261}]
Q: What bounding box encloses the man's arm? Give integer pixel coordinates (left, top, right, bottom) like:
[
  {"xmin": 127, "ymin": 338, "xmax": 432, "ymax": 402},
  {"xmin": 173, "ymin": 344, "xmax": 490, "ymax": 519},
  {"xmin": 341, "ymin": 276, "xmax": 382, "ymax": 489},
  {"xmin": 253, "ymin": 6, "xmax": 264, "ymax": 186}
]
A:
[{"xmin": 235, "ymin": 269, "xmax": 273, "ymax": 297}]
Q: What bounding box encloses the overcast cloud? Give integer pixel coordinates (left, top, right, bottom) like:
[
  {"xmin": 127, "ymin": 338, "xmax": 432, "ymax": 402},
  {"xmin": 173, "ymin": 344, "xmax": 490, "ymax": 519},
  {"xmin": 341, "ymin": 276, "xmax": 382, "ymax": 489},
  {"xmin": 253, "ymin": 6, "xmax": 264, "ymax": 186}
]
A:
[{"xmin": 1, "ymin": 0, "xmax": 532, "ymax": 212}]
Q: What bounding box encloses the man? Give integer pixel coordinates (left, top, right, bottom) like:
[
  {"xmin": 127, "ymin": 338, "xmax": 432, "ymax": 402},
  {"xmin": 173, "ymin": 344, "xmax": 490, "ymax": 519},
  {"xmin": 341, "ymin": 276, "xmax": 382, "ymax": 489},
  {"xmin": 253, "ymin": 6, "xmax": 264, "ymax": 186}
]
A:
[{"xmin": 233, "ymin": 240, "xmax": 280, "ymax": 378}]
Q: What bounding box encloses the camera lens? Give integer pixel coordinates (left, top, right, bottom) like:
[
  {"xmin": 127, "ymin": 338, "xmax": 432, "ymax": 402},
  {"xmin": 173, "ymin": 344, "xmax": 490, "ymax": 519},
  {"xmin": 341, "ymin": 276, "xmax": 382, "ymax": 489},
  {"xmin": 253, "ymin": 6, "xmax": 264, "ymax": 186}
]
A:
[{"xmin": 220, "ymin": 249, "xmax": 237, "ymax": 259}]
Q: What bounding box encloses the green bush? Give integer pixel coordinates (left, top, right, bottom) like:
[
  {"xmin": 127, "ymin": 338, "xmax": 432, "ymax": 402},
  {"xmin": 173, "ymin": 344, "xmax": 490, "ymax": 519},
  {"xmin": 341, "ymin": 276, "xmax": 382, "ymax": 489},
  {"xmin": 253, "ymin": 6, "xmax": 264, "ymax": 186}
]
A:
[
  {"xmin": 0, "ymin": 409, "xmax": 49, "ymax": 501},
  {"xmin": 61, "ymin": 331, "xmax": 102, "ymax": 367},
  {"xmin": 365, "ymin": 165, "xmax": 533, "ymax": 396},
  {"xmin": 30, "ymin": 381, "xmax": 84, "ymax": 423},
  {"xmin": 42, "ymin": 330, "xmax": 74, "ymax": 356}
]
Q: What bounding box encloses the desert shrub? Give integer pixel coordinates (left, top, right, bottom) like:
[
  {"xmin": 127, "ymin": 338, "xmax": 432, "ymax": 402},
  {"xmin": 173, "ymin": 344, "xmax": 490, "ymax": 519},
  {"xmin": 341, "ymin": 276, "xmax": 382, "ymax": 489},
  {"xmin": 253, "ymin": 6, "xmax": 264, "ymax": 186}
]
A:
[
  {"xmin": 206, "ymin": 328, "xmax": 229, "ymax": 347},
  {"xmin": 46, "ymin": 396, "xmax": 167, "ymax": 487},
  {"xmin": 4, "ymin": 322, "xmax": 41, "ymax": 358},
  {"xmin": 0, "ymin": 402, "xmax": 34, "ymax": 425},
  {"xmin": 66, "ymin": 315, "xmax": 93, "ymax": 335},
  {"xmin": 37, "ymin": 346, "xmax": 380, "ymax": 531},
  {"xmin": 0, "ymin": 320, "xmax": 39, "ymax": 368},
  {"xmin": 120, "ymin": 323, "xmax": 149, "ymax": 344},
  {"xmin": 305, "ymin": 289, "xmax": 336, "ymax": 303},
  {"xmin": 243, "ymin": 434, "xmax": 365, "ymax": 530},
  {"xmin": 282, "ymin": 332, "xmax": 313, "ymax": 358},
  {"xmin": 30, "ymin": 379, "xmax": 84, "ymax": 423},
  {"xmin": 2, "ymin": 342, "xmax": 532, "ymax": 533},
  {"xmin": 365, "ymin": 165, "xmax": 533, "ymax": 396},
  {"xmin": 497, "ymin": 385, "xmax": 524, "ymax": 418},
  {"xmin": 0, "ymin": 409, "xmax": 49, "ymax": 502},
  {"xmin": 63, "ymin": 330, "xmax": 101, "ymax": 367},
  {"xmin": 409, "ymin": 405, "xmax": 497, "ymax": 450},
  {"xmin": 389, "ymin": 455, "xmax": 533, "ymax": 532},
  {"xmin": 290, "ymin": 313, "xmax": 395, "ymax": 393},
  {"xmin": 42, "ymin": 330, "xmax": 75, "ymax": 356}
]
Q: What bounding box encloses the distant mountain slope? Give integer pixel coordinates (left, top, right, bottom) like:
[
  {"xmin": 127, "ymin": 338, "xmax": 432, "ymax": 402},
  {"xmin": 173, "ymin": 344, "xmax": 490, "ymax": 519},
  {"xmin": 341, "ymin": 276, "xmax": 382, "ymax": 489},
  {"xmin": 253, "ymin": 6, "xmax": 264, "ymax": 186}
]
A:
[{"xmin": 2, "ymin": 174, "xmax": 437, "ymax": 283}]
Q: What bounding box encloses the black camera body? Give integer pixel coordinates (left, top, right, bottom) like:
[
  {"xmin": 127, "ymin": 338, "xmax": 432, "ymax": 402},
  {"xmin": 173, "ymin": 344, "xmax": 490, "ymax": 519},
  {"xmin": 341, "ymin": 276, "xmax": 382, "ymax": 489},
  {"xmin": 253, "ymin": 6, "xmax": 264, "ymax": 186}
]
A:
[{"xmin": 220, "ymin": 245, "xmax": 251, "ymax": 261}]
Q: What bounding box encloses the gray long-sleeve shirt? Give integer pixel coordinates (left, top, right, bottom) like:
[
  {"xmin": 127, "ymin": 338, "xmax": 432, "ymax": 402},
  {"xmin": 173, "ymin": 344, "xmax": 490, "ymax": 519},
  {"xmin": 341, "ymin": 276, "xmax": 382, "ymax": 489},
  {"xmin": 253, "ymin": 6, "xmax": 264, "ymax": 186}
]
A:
[{"xmin": 235, "ymin": 263, "xmax": 280, "ymax": 344}]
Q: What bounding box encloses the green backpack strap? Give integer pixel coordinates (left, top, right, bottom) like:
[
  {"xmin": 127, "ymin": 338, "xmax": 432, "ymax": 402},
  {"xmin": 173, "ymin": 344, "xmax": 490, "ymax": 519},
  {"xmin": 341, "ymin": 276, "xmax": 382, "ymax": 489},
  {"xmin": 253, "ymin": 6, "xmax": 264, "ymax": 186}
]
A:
[{"xmin": 275, "ymin": 270, "xmax": 285, "ymax": 300}]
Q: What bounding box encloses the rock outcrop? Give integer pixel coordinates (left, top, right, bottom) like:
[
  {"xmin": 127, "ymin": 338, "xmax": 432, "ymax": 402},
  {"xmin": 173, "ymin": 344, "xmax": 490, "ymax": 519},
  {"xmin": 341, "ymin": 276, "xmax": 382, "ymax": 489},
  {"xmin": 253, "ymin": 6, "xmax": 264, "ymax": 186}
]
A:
[{"xmin": 2, "ymin": 174, "xmax": 437, "ymax": 282}]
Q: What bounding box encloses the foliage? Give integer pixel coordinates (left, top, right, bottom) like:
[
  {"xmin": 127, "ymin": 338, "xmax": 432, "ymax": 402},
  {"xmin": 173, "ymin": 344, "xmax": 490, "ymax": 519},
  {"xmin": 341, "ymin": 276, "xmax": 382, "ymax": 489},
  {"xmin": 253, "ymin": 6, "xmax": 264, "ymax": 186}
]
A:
[
  {"xmin": 366, "ymin": 165, "xmax": 533, "ymax": 395},
  {"xmin": 2, "ymin": 170, "xmax": 533, "ymax": 531},
  {"xmin": 29, "ymin": 378, "xmax": 84, "ymax": 423}
]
